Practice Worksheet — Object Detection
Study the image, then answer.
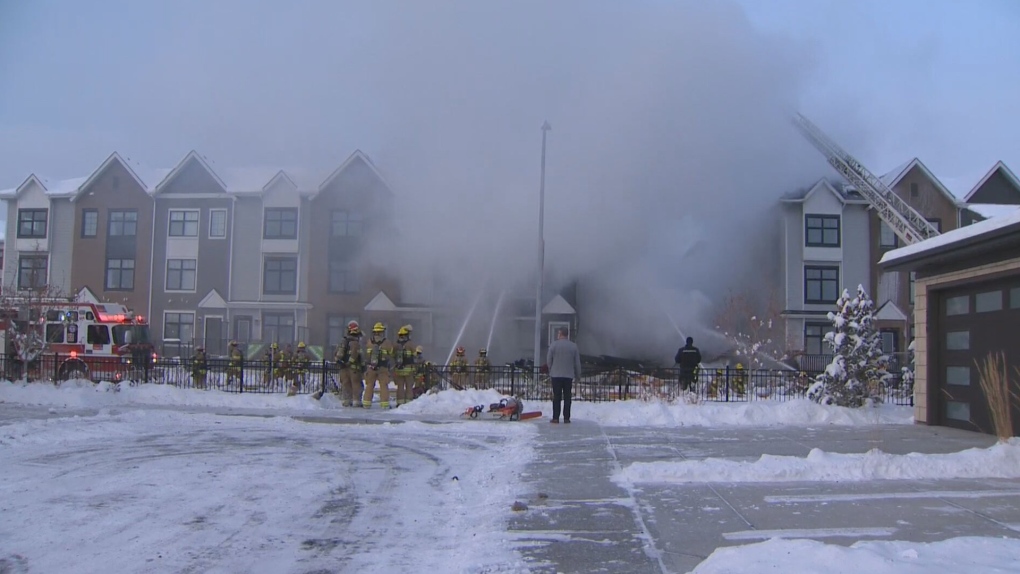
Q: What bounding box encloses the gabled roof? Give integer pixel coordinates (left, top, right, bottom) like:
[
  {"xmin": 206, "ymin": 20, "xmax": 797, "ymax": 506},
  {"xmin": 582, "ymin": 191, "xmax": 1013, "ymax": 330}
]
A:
[
  {"xmin": 875, "ymin": 300, "xmax": 908, "ymax": 322},
  {"xmin": 72, "ymin": 152, "xmax": 160, "ymax": 201},
  {"xmin": 0, "ymin": 173, "xmax": 87, "ymax": 199},
  {"xmin": 779, "ymin": 178, "xmax": 860, "ymax": 205},
  {"xmin": 962, "ymin": 161, "xmax": 1020, "ymax": 203},
  {"xmin": 364, "ymin": 291, "xmax": 398, "ymax": 312},
  {"xmin": 316, "ymin": 150, "xmax": 392, "ymax": 197},
  {"xmin": 76, "ymin": 286, "xmax": 101, "ymax": 303},
  {"xmin": 879, "ymin": 158, "xmax": 961, "ymax": 206},
  {"xmin": 198, "ymin": 289, "xmax": 228, "ymax": 309},
  {"xmin": 965, "ymin": 203, "xmax": 1020, "ymax": 220},
  {"xmin": 542, "ymin": 294, "xmax": 576, "ymax": 315},
  {"xmin": 261, "ymin": 170, "xmax": 299, "ymax": 194},
  {"xmin": 153, "ymin": 150, "xmax": 229, "ymax": 195},
  {"xmin": 217, "ymin": 166, "xmax": 288, "ymax": 193}
]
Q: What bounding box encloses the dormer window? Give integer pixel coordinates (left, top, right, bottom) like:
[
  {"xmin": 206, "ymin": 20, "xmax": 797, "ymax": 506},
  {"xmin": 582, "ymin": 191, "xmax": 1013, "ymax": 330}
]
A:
[
  {"xmin": 264, "ymin": 208, "xmax": 298, "ymax": 239},
  {"xmin": 805, "ymin": 214, "xmax": 840, "ymax": 247}
]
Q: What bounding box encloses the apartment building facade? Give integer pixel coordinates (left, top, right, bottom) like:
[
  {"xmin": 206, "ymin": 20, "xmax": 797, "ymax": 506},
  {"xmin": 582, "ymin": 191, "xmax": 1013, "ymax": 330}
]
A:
[{"xmin": 780, "ymin": 158, "xmax": 1019, "ymax": 365}]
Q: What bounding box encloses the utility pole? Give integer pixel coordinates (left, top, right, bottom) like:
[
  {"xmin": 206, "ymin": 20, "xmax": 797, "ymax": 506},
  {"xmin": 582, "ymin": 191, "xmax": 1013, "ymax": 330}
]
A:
[{"xmin": 533, "ymin": 120, "xmax": 551, "ymax": 385}]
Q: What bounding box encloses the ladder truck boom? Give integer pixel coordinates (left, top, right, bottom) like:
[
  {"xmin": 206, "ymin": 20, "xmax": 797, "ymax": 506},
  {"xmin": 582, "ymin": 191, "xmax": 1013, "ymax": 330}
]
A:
[{"xmin": 792, "ymin": 113, "xmax": 940, "ymax": 246}]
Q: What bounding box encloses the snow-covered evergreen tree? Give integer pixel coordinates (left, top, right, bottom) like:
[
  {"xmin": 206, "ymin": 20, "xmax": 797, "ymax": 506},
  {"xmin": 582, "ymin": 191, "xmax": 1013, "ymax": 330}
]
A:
[{"xmin": 807, "ymin": 285, "xmax": 889, "ymax": 407}]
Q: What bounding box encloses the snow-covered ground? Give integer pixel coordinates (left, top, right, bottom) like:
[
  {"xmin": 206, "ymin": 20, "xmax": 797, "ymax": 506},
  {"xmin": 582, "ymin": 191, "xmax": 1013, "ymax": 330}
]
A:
[{"xmin": 3, "ymin": 381, "xmax": 1019, "ymax": 573}]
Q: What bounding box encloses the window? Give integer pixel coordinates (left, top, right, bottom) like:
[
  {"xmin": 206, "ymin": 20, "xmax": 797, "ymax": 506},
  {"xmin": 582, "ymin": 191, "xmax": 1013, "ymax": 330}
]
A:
[
  {"xmin": 909, "ymin": 272, "xmax": 916, "ymax": 305},
  {"xmin": 17, "ymin": 209, "xmax": 47, "ymax": 238},
  {"xmin": 329, "ymin": 260, "xmax": 359, "ymax": 293},
  {"xmin": 946, "ymin": 366, "xmax": 971, "ymax": 386},
  {"xmin": 946, "ymin": 331, "xmax": 969, "ymax": 351},
  {"xmin": 263, "ymin": 257, "xmax": 297, "ymax": 294},
  {"xmin": 805, "ymin": 215, "xmax": 840, "ymax": 247},
  {"xmin": 804, "ymin": 323, "xmax": 827, "ymax": 355},
  {"xmin": 331, "ymin": 210, "xmax": 363, "ymax": 237},
  {"xmin": 87, "ymin": 324, "xmax": 111, "ymax": 345},
  {"xmin": 945, "ymin": 401, "xmax": 970, "ymax": 422},
  {"xmin": 946, "ymin": 295, "xmax": 969, "ymax": 315},
  {"xmin": 548, "ymin": 321, "xmax": 570, "ymax": 343},
  {"xmin": 17, "ymin": 255, "xmax": 47, "ymax": 289},
  {"xmin": 263, "ymin": 313, "xmax": 295, "ymax": 344},
  {"xmin": 1011, "ymin": 287, "xmax": 1020, "ymax": 309},
  {"xmin": 209, "ymin": 209, "xmax": 227, "ymax": 238},
  {"xmin": 169, "ymin": 210, "xmax": 199, "ymax": 237},
  {"xmin": 910, "ymin": 182, "xmax": 919, "ymax": 197},
  {"xmin": 46, "ymin": 323, "xmax": 65, "ymax": 344},
  {"xmin": 328, "ymin": 315, "xmax": 360, "ymax": 348},
  {"xmin": 880, "ymin": 221, "xmax": 898, "ymax": 248},
  {"xmin": 166, "ymin": 259, "xmax": 197, "ymax": 291},
  {"xmin": 108, "ymin": 210, "xmax": 138, "ymax": 237},
  {"xmin": 164, "ymin": 312, "xmax": 195, "ymax": 341},
  {"xmin": 879, "ymin": 329, "xmax": 899, "ymax": 354},
  {"xmin": 804, "ymin": 266, "xmax": 839, "ymax": 304},
  {"xmin": 975, "ymin": 291, "xmax": 1002, "ymax": 313},
  {"xmin": 105, "ymin": 258, "xmax": 135, "ymax": 290},
  {"xmin": 81, "ymin": 209, "xmax": 98, "ymax": 238},
  {"xmin": 926, "ymin": 218, "xmax": 942, "ymax": 233},
  {"xmin": 264, "ymin": 208, "xmax": 298, "ymax": 239}
]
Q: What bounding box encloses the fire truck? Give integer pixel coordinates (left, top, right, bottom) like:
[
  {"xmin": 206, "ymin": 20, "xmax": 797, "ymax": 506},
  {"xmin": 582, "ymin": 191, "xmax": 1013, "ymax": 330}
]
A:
[{"xmin": 0, "ymin": 299, "xmax": 155, "ymax": 382}]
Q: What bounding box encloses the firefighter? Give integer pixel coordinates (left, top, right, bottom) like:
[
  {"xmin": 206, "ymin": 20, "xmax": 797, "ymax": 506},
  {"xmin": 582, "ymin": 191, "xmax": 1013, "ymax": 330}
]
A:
[
  {"xmin": 362, "ymin": 322, "xmax": 395, "ymax": 408},
  {"xmin": 412, "ymin": 345, "xmax": 428, "ymax": 398},
  {"xmin": 226, "ymin": 341, "xmax": 243, "ymax": 386},
  {"xmin": 450, "ymin": 346, "xmax": 469, "ymax": 389},
  {"xmin": 473, "ymin": 347, "xmax": 491, "ymax": 389},
  {"xmin": 393, "ymin": 325, "xmax": 417, "ymax": 406},
  {"xmin": 287, "ymin": 342, "xmax": 311, "ymax": 396},
  {"xmin": 279, "ymin": 343, "xmax": 294, "ymax": 385},
  {"xmin": 191, "ymin": 346, "xmax": 208, "ymax": 389},
  {"xmin": 326, "ymin": 320, "xmax": 363, "ymax": 405}
]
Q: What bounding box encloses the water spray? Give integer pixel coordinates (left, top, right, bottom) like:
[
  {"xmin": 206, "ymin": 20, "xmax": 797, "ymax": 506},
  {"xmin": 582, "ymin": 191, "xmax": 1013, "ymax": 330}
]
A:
[
  {"xmin": 447, "ymin": 290, "xmax": 484, "ymax": 364},
  {"xmin": 486, "ymin": 289, "xmax": 506, "ymax": 351}
]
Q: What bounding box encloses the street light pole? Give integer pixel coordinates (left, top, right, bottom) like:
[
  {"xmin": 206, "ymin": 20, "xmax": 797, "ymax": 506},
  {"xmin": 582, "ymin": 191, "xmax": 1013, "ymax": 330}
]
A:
[{"xmin": 533, "ymin": 120, "xmax": 551, "ymax": 384}]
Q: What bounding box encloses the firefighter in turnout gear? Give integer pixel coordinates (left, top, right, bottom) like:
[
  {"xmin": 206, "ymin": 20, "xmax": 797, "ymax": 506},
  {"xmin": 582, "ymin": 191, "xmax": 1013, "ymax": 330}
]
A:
[
  {"xmin": 287, "ymin": 342, "xmax": 311, "ymax": 396},
  {"xmin": 450, "ymin": 346, "xmax": 469, "ymax": 390},
  {"xmin": 227, "ymin": 341, "xmax": 243, "ymax": 386},
  {"xmin": 329, "ymin": 320, "xmax": 364, "ymax": 405},
  {"xmin": 473, "ymin": 348, "xmax": 491, "ymax": 389},
  {"xmin": 279, "ymin": 343, "xmax": 294, "ymax": 385},
  {"xmin": 393, "ymin": 325, "xmax": 417, "ymax": 406},
  {"xmin": 191, "ymin": 346, "xmax": 208, "ymax": 389},
  {"xmin": 363, "ymin": 322, "xmax": 395, "ymax": 408},
  {"xmin": 263, "ymin": 343, "xmax": 278, "ymax": 384}
]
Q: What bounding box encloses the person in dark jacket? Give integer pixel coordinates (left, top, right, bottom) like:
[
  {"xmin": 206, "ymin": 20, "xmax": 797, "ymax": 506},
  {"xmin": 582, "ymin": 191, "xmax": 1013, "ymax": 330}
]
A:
[
  {"xmin": 546, "ymin": 326, "xmax": 582, "ymax": 423},
  {"xmin": 674, "ymin": 336, "xmax": 702, "ymax": 391}
]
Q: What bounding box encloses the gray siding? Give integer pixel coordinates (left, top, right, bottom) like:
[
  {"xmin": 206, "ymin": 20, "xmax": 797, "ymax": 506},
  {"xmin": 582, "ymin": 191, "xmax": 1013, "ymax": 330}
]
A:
[
  {"xmin": 3, "ymin": 203, "xmax": 16, "ymax": 287},
  {"xmin": 841, "ymin": 205, "xmax": 871, "ymax": 295},
  {"xmin": 299, "ymin": 198, "xmax": 311, "ymax": 301},
  {"xmin": 230, "ymin": 197, "xmax": 263, "ymax": 301},
  {"xmin": 782, "ymin": 206, "xmax": 802, "ymax": 310},
  {"xmin": 968, "ymin": 170, "xmax": 1020, "ymax": 205},
  {"xmin": 49, "ymin": 198, "xmax": 74, "ymax": 294}
]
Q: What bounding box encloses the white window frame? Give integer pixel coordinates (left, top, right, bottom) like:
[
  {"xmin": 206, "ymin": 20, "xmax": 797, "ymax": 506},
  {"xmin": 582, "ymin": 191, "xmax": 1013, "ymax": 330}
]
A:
[
  {"xmin": 165, "ymin": 258, "xmax": 198, "ymax": 292},
  {"xmin": 168, "ymin": 209, "xmax": 200, "ymax": 237},
  {"xmin": 548, "ymin": 321, "xmax": 571, "ymax": 342},
  {"xmin": 209, "ymin": 209, "xmax": 227, "ymax": 239}
]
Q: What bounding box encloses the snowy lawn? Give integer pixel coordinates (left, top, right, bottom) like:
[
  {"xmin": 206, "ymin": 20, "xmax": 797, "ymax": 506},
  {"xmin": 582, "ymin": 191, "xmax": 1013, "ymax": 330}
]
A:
[
  {"xmin": 4, "ymin": 382, "xmax": 1019, "ymax": 573},
  {"xmin": 0, "ymin": 383, "xmax": 538, "ymax": 573}
]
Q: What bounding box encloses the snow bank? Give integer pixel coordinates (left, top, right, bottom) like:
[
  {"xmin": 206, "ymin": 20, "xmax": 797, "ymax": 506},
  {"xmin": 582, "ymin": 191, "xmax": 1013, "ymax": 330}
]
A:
[
  {"xmin": 615, "ymin": 438, "xmax": 1020, "ymax": 485},
  {"xmin": 691, "ymin": 536, "xmax": 1020, "ymax": 574}
]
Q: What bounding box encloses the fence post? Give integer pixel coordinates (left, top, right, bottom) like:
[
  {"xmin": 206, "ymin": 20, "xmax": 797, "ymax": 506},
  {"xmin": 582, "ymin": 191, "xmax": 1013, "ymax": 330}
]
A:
[
  {"xmin": 239, "ymin": 356, "xmax": 245, "ymax": 393},
  {"xmin": 725, "ymin": 365, "xmax": 731, "ymax": 402},
  {"xmin": 320, "ymin": 359, "xmax": 328, "ymax": 396},
  {"xmin": 510, "ymin": 365, "xmax": 516, "ymax": 397}
]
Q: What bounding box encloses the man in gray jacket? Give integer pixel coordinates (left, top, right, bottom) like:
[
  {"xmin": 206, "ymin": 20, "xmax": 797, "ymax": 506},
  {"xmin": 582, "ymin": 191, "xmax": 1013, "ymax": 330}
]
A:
[{"xmin": 546, "ymin": 326, "xmax": 582, "ymax": 423}]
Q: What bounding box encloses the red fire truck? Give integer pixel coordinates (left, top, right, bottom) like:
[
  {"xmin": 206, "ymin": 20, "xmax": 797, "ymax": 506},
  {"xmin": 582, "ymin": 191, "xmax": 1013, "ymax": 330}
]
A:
[{"xmin": 1, "ymin": 299, "xmax": 155, "ymax": 382}]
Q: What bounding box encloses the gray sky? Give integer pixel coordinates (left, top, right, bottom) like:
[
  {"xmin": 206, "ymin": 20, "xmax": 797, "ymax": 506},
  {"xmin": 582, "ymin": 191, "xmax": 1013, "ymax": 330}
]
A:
[{"xmin": 1, "ymin": 0, "xmax": 1018, "ymax": 359}]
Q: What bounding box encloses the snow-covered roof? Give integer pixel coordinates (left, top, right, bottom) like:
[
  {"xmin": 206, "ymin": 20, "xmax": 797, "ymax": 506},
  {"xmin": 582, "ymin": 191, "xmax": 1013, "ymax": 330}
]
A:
[
  {"xmin": 315, "ymin": 149, "xmax": 392, "ymax": 197},
  {"xmin": 878, "ymin": 158, "xmax": 960, "ymax": 205},
  {"xmin": 779, "ymin": 178, "xmax": 864, "ymax": 204},
  {"xmin": 215, "ymin": 166, "xmax": 288, "ymax": 193},
  {"xmin": 965, "ymin": 203, "xmax": 1020, "ymax": 220},
  {"xmin": 880, "ymin": 207, "xmax": 1020, "ymax": 267}
]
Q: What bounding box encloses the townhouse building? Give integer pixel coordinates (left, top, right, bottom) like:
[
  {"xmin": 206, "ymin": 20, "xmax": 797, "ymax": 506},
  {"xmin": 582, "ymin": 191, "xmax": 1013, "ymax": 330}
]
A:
[{"xmin": 780, "ymin": 158, "xmax": 1020, "ymax": 368}]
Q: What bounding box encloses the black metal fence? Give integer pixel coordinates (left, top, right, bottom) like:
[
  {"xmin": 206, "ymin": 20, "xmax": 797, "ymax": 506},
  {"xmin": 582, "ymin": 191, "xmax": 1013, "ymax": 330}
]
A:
[{"xmin": 0, "ymin": 353, "xmax": 915, "ymax": 406}]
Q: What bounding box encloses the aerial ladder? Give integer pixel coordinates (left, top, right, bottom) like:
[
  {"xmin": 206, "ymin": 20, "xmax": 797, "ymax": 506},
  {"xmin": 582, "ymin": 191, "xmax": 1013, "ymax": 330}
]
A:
[{"xmin": 791, "ymin": 113, "xmax": 941, "ymax": 246}]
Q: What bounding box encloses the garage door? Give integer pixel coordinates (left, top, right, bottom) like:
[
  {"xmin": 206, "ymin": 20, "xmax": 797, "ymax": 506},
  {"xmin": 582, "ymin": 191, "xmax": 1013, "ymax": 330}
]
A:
[{"xmin": 936, "ymin": 276, "xmax": 1020, "ymax": 435}]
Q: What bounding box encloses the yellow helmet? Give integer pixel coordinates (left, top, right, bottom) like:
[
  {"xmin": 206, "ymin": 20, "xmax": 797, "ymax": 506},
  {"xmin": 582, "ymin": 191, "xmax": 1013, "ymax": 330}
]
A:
[
  {"xmin": 298, "ymin": 342, "xmax": 306, "ymax": 349},
  {"xmin": 271, "ymin": 342, "xmax": 278, "ymax": 349},
  {"xmin": 397, "ymin": 325, "xmax": 411, "ymax": 337},
  {"xmin": 373, "ymin": 322, "xmax": 385, "ymax": 333},
  {"xmin": 479, "ymin": 348, "xmax": 487, "ymax": 355}
]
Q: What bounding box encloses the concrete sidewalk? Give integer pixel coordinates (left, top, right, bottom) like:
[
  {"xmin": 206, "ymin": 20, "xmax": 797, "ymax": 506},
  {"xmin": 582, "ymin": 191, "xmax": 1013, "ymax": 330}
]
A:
[{"xmin": 509, "ymin": 420, "xmax": 1020, "ymax": 574}]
